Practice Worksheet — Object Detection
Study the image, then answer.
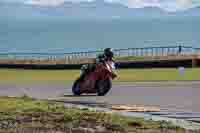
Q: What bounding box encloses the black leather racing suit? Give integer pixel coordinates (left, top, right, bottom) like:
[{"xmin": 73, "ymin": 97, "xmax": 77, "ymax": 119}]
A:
[{"xmin": 80, "ymin": 54, "xmax": 106, "ymax": 80}]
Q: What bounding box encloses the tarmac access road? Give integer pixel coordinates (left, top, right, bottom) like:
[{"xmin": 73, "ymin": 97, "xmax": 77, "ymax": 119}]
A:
[{"xmin": 0, "ymin": 81, "xmax": 200, "ymax": 123}]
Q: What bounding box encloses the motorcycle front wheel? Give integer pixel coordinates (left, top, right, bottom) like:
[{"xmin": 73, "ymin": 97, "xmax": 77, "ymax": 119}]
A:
[{"xmin": 96, "ymin": 79, "xmax": 112, "ymax": 96}]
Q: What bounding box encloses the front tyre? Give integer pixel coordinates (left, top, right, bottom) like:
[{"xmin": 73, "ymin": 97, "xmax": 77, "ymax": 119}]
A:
[
  {"xmin": 72, "ymin": 78, "xmax": 82, "ymax": 96},
  {"xmin": 96, "ymin": 79, "xmax": 112, "ymax": 96}
]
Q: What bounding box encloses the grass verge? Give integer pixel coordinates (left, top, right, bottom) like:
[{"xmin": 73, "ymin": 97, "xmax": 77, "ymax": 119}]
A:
[
  {"xmin": 0, "ymin": 96, "xmax": 185, "ymax": 133},
  {"xmin": 0, "ymin": 68, "xmax": 200, "ymax": 84}
]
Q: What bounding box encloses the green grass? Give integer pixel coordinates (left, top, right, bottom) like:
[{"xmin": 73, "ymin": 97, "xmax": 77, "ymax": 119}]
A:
[
  {"xmin": 117, "ymin": 68, "xmax": 200, "ymax": 82},
  {"xmin": 0, "ymin": 96, "xmax": 183, "ymax": 132},
  {"xmin": 0, "ymin": 68, "xmax": 200, "ymax": 84},
  {"xmin": 0, "ymin": 69, "xmax": 80, "ymax": 84}
]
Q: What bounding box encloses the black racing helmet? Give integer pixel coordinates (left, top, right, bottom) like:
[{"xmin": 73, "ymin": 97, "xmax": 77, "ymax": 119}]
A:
[{"xmin": 104, "ymin": 48, "xmax": 114, "ymax": 58}]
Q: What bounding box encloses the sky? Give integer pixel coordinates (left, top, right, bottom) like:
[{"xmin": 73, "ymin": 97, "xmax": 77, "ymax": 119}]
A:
[{"xmin": 1, "ymin": 0, "xmax": 200, "ymax": 12}]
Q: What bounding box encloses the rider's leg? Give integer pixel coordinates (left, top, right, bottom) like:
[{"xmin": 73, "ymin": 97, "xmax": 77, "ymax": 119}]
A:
[
  {"xmin": 80, "ymin": 64, "xmax": 88, "ymax": 80},
  {"xmin": 80, "ymin": 64, "xmax": 96, "ymax": 80}
]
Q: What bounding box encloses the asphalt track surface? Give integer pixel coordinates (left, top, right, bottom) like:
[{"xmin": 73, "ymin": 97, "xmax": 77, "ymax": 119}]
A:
[{"xmin": 0, "ymin": 81, "xmax": 200, "ymax": 122}]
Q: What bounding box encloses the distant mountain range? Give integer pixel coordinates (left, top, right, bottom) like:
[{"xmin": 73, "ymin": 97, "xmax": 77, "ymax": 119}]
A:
[{"xmin": 1, "ymin": 1, "xmax": 200, "ymax": 19}]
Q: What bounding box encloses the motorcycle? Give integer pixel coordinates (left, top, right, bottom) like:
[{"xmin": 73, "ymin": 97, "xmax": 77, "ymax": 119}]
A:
[{"xmin": 72, "ymin": 60, "xmax": 117, "ymax": 96}]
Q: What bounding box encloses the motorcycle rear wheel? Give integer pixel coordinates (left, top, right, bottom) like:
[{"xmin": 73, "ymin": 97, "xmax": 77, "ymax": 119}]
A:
[
  {"xmin": 96, "ymin": 79, "xmax": 112, "ymax": 96},
  {"xmin": 72, "ymin": 78, "xmax": 82, "ymax": 96}
]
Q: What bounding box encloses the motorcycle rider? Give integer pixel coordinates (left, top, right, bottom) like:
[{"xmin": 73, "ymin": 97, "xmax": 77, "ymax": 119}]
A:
[
  {"xmin": 96, "ymin": 48, "xmax": 114, "ymax": 63},
  {"xmin": 80, "ymin": 48, "xmax": 114, "ymax": 80}
]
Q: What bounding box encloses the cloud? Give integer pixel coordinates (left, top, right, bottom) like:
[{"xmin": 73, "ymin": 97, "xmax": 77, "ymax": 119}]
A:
[
  {"xmin": 1, "ymin": 0, "xmax": 200, "ymax": 12},
  {"xmin": 114, "ymin": 0, "xmax": 200, "ymax": 11},
  {"xmin": 25, "ymin": 0, "xmax": 95, "ymax": 6},
  {"xmin": 160, "ymin": 0, "xmax": 195, "ymax": 11},
  {"xmin": 114, "ymin": 0, "xmax": 160, "ymax": 8},
  {"xmin": 25, "ymin": 0, "xmax": 65, "ymax": 6}
]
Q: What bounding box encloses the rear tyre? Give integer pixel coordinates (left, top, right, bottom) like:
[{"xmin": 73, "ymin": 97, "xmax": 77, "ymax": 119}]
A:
[
  {"xmin": 96, "ymin": 79, "xmax": 112, "ymax": 96},
  {"xmin": 72, "ymin": 78, "xmax": 82, "ymax": 96}
]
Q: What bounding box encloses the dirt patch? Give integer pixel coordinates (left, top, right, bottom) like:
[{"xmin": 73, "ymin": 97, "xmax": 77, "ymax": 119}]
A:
[{"xmin": 111, "ymin": 105, "xmax": 160, "ymax": 112}]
